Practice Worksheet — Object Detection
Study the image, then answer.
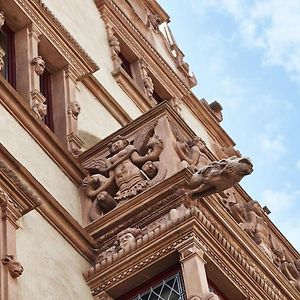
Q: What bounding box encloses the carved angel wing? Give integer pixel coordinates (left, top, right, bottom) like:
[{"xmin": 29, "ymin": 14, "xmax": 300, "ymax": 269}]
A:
[
  {"xmin": 133, "ymin": 122, "xmax": 157, "ymax": 154},
  {"xmin": 84, "ymin": 157, "xmax": 109, "ymax": 174}
]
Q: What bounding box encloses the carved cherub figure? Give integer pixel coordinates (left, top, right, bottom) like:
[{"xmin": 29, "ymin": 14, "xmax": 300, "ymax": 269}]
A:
[
  {"xmin": 270, "ymin": 243, "xmax": 300, "ymax": 291},
  {"xmin": 83, "ymin": 134, "xmax": 163, "ymax": 216},
  {"xmin": 32, "ymin": 56, "xmax": 45, "ymax": 75},
  {"xmin": 188, "ymin": 156, "xmax": 253, "ymax": 198},
  {"xmin": 175, "ymin": 136, "xmax": 210, "ymax": 170},
  {"xmin": 116, "ymin": 228, "xmax": 142, "ymax": 253},
  {"xmin": 82, "ymin": 174, "xmax": 117, "ymax": 222}
]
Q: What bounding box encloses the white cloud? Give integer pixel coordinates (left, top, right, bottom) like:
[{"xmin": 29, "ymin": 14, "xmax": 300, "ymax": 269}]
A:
[
  {"xmin": 261, "ymin": 188, "xmax": 294, "ymax": 213},
  {"xmin": 259, "ymin": 134, "xmax": 287, "ymax": 162},
  {"xmin": 191, "ymin": 0, "xmax": 300, "ymax": 84},
  {"xmin": 280, "ymin": 216, "xmax": 300, "ymax": 252}
]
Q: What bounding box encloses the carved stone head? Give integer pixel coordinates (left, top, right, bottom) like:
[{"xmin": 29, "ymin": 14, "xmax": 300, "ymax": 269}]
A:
[
  {"xmin": 32, "ymin": 102, "xmax": 47, "ymax": 119},
  {"xmin": 142, "ymin": 161, "xmax": 158, "ymax": 179},
  {"xmin": 117, "ymin": 228, "xmax": 142, "ymax": 252},
  {"xmin": 188, "ymin": 136, "xmax": 206, "ymax": 150},
  {"xmin": 108, "ymin": 135, "xmax": 129, "ymax": 154},
  {"xmin": 2, "ymin": 255, "xmax": 24, "ymax": 278},
  {"xmin": 32, "ymin": 56, "xmax": 45, "ymax": 75},
  {"xmin": 67, "ymin": 100, "xmax": 81, "ymax": 120}
]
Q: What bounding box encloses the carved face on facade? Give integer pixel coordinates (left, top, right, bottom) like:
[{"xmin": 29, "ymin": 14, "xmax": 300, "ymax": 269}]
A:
[
  {"xmin": 109, "ymin": 137, "xmax": 129, "ymax": 154},
  {"xmin": 32, "ymin": 56, "xmax": 45, "ymax": 75},
  {"xmin": 8, "ymin": 261, "xmax": 24, "ymax": 278},
  {"xmin": 118, "ymin": 232, "xmax": 136, "ymax": 250},
  {"xmin": 2, "ymin": 255, "xmax": 24, "ymax": 278},
  {"xmin": 68, "ymin": 101, "xmax": 81, "ymax": 119},
  {"xmin": 142, "ymin": 161, "xmax": 158, "ymax": 179},
  {"xmin": 188, "ymin": 137, "xmax": 206, "ymax": 151}
]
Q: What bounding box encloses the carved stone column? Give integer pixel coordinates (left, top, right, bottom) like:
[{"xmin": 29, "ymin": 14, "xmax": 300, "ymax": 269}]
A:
[
  {"xmin": 15, "ymin": 24, "xmax": 45, "ymax": 112},
  {"xmin": 52, "ymin": 66, "xmax": 83, "ymax": 155},
  {"xmin": 0, "ymin": 188, "xmax": 23, "ymax": 300},
  {"xmin": 176, "ymin": 237, "xmax": 219, "ymax": 300}
]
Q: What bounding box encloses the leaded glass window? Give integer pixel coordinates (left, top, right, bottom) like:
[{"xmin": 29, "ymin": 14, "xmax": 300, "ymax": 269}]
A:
[{"xmin": 131, "ymin": 272, "xmax": 185, "ymax": 300}]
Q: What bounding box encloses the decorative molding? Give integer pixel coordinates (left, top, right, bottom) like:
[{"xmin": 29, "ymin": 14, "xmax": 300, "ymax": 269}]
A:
[
  {"xmin": 0, "ymin": 76, "xmax": 86, "ymax": 184},
  {"xmin": 0, "ymin": 144, "xmax": 96, "ymax": 262},
  {"xmin": 112, "ymin": 67, "xmax": 152, "ymax": 112},
  {"xmin": 14, "ymin": 0, "xmax": 99, "ymax": 79},
  {"xmin": 96, "ymin": 0, "xmax": 189, "ymax": 94},
  {"xmin": 82, "ymin": 75, "xmax": 132, "ymax": 127}
]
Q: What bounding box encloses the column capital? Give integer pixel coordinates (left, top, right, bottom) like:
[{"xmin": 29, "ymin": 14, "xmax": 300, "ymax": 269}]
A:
[
  {"xmin": 28, "ymin": 23, "xmax": 42, "ymax": 42},
  {"xmin": 175, "ymin": 236, "xmax": 207, "ymax": 263}
]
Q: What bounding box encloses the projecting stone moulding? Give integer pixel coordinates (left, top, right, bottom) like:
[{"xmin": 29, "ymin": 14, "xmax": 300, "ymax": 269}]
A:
[{"xmin": 79, "ymin": 102, "xmax": 253, "ymax": 226}]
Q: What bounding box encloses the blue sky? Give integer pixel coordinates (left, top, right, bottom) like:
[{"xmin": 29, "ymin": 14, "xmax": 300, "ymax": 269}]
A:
[{"xmin": 158, "ymin": 0, "xmax": 300, "ymax": 252}]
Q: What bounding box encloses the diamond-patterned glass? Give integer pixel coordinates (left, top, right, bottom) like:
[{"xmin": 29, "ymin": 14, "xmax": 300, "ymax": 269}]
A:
[{"xmin": 132, "ymin": 272, "xmax": 185, "ymax": 300}]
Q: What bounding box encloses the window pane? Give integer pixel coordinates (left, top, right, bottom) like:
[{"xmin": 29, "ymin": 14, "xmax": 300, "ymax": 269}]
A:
[
  {"xmin": 130, "ymin": 272, "xmax": 185, "ymax": 300},
  {"xmin": 0, "ymin": 24, "xmax": 15, "ymax": 87}
]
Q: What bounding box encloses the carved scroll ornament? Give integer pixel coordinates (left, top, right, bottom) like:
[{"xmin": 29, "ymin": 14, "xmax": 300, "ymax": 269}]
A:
[{"xmin": 188, "ymin": 156, "xmax": 253, "ymax": 199}]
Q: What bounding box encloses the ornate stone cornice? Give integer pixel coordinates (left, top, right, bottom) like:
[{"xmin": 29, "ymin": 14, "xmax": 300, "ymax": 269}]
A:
[
  {"xmin": 14, "ymin": 0, "xmax": 99, "ymax": 79},
  {"xmin": 84, "ymin": 205, "xmax": 295, "ymax": 300}
]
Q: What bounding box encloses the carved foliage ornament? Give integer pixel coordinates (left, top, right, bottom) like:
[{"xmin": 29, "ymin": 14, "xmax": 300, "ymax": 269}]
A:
[{"xmin": 2, "ymin": 255, "xmax": 24, "ymax": 278}]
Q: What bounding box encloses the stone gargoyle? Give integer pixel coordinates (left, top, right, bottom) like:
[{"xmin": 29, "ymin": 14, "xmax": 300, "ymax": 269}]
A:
[{"xmin": 188, "ymin": 156, "xmax": 253, "ymax": 198}]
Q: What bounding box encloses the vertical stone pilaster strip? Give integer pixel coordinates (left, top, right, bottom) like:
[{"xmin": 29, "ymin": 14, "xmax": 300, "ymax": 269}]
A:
[{"xmin": 176, "ymin": 237, "xmax": 210, "ymax": 298}]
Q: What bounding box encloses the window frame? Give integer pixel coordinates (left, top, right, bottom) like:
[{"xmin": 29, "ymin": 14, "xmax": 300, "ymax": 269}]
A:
[
  {"xmin": 116, "ymin": 264, "xmax": 185, "ymax": 300},
  {"xmin": 0, "ymin": 23, "xmax": 16, "ymax": 88}
]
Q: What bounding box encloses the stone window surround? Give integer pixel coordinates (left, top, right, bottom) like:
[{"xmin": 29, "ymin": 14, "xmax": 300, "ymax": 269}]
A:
[
  {"xmin": 109, "ymin": 28, "xmax": 173, "ymax": 113},
  {"xmin": 0, "ymin": 22, "xmax": 16, "ymax": 87},
  {"xmin": 0, "ymin": 0, "xmax": 99, "ymax": 183}
]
